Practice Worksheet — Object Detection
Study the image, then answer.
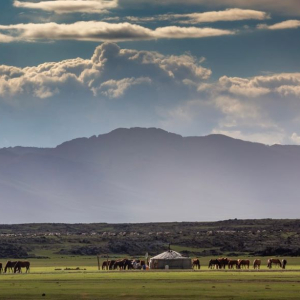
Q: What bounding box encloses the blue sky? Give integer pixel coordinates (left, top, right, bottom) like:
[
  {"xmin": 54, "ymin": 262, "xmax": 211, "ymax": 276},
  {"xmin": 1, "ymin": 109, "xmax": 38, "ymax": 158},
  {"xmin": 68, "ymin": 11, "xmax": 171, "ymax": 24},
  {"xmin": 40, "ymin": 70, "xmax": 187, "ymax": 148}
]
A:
[{"xmin": 1, "ymin": 0, "xmax": 300, "ymax": 147}]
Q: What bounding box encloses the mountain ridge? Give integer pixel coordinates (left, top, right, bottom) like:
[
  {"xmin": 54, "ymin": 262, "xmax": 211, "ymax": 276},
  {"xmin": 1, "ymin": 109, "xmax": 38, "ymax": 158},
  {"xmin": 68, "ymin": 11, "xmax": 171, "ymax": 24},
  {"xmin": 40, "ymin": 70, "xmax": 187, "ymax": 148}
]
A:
[{"xmin": 0, "ymin": 127, "xmax": 300, "ymax": 224}]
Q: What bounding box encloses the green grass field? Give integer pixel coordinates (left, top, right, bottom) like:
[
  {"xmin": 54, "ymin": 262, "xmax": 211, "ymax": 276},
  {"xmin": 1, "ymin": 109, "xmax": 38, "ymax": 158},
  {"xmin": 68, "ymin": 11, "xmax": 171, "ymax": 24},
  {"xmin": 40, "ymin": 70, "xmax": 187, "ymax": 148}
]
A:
[{"xmin": 0, "ymin": 256, "xmax": 300, "ymax": 300}]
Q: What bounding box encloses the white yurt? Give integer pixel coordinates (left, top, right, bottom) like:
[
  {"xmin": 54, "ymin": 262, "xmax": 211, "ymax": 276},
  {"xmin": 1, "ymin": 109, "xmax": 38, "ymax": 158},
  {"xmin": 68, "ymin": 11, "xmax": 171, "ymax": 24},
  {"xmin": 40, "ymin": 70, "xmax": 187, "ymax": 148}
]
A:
[{"xmin": 149, "ymin": 250, "xmax": 192, "ymax": 269}]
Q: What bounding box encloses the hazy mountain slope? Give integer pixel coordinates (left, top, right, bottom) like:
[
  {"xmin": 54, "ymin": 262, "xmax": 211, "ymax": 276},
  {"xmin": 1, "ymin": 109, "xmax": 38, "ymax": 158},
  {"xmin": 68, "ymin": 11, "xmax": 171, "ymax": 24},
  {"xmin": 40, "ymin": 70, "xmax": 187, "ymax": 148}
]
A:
[{"xmin": 1, "ymin": 128, "xmax": 300, "ymax": 223}]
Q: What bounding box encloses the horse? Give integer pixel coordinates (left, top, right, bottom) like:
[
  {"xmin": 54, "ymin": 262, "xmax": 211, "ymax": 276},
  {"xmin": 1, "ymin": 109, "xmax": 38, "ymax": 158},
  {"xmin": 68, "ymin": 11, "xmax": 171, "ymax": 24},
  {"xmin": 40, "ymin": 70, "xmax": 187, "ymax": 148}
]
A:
[
  {"xmin": 208, "ymin": 259, "xmax": 221, "ymax": 269},
  {"xmin": 192, "ymin": 258, "xmax": 201, "ymax": 269},
  {"xmin": 124, "ymin": 259, "xmax": 134, "ymax": 270},
  {"xmin": 14, "ymin": 261, "xmax": 30, "ymax": 273},
  {"xmin": 0, "ymin": 263, "xmax": 3, "ymax": 273},
  {"xmin": 267, "ymin": 258, "xmax": 282, "ymax": 269},
  {"xmin": 4, "ymin": 261, "xmax": 18, "ymax": 273},
  {"xmin": 237, "ymin": 259, "xmax": 250, "ymax": 269},
  {"xmin": 109, "ymin": 260, "xmax": 116, "ymax": 270},
  {"xmin": 218, "ymin": 257, "xmax": 229, "ymax": 269},
  {"xmin": 282, "ymin": 259, "xmax": 287, "ymax": 269},
  {"xmin": 253, "ymin": 259, "xmax": 261, "ymax": 270},
  {"xmin": 228, "ymin": 259, "xmax": 239, "ymax": 269},
  {"xmin": 114, "ymin": 259, "xmax": 127, "ymax": 270},
  {"xmin": 102, "ymin": 260, "xmax": 110, "ymax": 270}
]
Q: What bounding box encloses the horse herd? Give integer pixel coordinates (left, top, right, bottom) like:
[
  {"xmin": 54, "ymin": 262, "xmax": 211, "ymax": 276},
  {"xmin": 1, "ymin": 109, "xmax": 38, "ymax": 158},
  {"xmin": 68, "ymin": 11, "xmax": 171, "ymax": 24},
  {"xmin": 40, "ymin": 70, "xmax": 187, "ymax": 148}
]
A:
[
  {"xmin": 206, "ymin": 258, "xmax": 288, "ymax": 270},
  {"xmin": 101, "ymin": 258, "xmax": 146, "ymax": 270},
  {"xmin": 0, "ymin": 261, "xmax": 30, "ymax": 274}
]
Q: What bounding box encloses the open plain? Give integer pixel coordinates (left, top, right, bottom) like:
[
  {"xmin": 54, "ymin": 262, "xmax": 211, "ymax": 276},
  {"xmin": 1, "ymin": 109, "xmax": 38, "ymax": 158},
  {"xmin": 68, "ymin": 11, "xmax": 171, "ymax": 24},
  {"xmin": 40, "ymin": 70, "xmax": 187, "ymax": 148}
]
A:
[{"xmin": 0, "ymin": 256, "xmax": 300, "ymax": 300}]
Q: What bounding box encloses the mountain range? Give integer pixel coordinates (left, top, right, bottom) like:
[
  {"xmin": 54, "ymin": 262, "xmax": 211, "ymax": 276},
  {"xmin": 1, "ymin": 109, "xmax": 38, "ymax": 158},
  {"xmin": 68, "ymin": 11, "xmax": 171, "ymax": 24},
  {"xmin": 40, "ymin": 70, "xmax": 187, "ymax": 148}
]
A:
[{"xmin": 1, "ymin": 127, "xmax": 299, "ymax": 224}]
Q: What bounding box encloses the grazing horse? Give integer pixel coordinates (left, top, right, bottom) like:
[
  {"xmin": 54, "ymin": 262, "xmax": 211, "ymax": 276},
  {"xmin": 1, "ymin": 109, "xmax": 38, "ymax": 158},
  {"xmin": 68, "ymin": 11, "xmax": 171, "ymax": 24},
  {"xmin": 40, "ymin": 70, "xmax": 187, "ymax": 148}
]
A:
[
  {"xmin": 218, "ymin": 257, "xmax": 229, "ymax": 269},
  {"xmin": 237, "ymin": 259, "xmax": 250, "ymax": 269},
  {"xmin": 4, "ymin": 261, "xmax": 18, "ymax": 273},
  {"xmin": 124, "ymin": 259, "xmax": 134, "ymax": 270},
  {"xmin": 0, "ymin": 263, "xmax": 3, "ymax": 273},
  {"xmin": 102, "ymin": 260, "xmax": 110, "ymax": 270},
  {"xmin": 228, "ymin": 259, "xmax": 239, "ymax": 269},
  {"xmin": 208, "ymin": 259, "xmax": 221, "ymax": 269},
  {"xmin": 114, "ymin": 259, "xmax": 127, "ymax": 270},
  {"xmin": 109, "ymin": 260, "xmax": 116, "ymax": 270},
  {"xmin": 253, "ymin": 259, "xmax": 261, "ymax": 270},
  {"xmin": 14, "ymin": 261, "xmax": 30, "ymax": 273},
  {"xmin": 267, "ymin": 258, "xmax": 282, "ymax": 269},
  {"xmin": 192, "ymin": 258, "xmax": 201, "ymax": 269},
  {"xmin": 282, "ymin": 259, "xmax": 287, "ymax": 269}
]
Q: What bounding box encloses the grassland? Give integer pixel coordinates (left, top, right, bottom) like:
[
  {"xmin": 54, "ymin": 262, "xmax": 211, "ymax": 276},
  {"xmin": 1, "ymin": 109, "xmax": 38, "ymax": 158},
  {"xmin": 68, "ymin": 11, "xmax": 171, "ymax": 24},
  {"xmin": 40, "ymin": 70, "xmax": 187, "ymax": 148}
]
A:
[
  {"xmin": 1, "ymin": 220, "xmax": 300, "ymax": 299},
  {"xmin": 0, "ymin": 257, "xmax": 300, "ymax": 300}
]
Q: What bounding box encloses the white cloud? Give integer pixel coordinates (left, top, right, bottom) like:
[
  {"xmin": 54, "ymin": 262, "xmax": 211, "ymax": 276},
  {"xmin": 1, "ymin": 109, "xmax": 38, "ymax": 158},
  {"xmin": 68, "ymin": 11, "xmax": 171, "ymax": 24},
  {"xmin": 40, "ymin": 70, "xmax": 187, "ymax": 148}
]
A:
[
  {"xmin": 216, "ymin": 73, "xmax": 300, "ymax": 98},
  {"xmin": 0, "ymin": 33, "xmax": 15, "ymax": 43},
  {"xmin": 96, "ymin": 77, "xmax": 151, "ymax": 98},
  {"xmin": 121, "ymin": 0, "xmax": 300, "ymax": 16},
  {"xmin": 13, "ymin": 0, "xmax": 118, "ymax": 14},
  {"xmin": 276, "ymin": 85, "xmax": 300, "ymax": 97},
  {"xmin": 126, "ymin": 8, "xmax": 269, "ymax": 24},
  {"xmin": 0, "ymin": 21, "xmax": 234, "ymax": 43},
  {"xmin": 0, "ymin": 42, "xmax": 211, "ymax": 99},
  {"xmin": 258, "ymin": 20, "xmax": 300, "ymax": 30},
  {"xmin": 291, "ymin": 132, "xmax": 300, "ymax": 144}
]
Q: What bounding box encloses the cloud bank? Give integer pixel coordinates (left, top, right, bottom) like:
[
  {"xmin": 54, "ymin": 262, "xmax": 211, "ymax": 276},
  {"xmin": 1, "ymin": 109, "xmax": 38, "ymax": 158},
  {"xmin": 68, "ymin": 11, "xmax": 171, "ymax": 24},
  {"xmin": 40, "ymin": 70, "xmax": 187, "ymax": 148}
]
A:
[
  {"xmin": 0, "ymin": 42, "xmax": 211, "ymax": 100},
  {"xmin": 126, "ymin": 8, "xmax": 269, "ymax": 24},
  {"xmin": 0, "ymin": 21, "xmax": 234, "ymax": 43},
  {"xmin": 14, "ymin": 0, "xmax": 118, "ymax": 14},
  {"xmin": 258, "ymin": 20, "xmax": 300, "ymax": 30}
]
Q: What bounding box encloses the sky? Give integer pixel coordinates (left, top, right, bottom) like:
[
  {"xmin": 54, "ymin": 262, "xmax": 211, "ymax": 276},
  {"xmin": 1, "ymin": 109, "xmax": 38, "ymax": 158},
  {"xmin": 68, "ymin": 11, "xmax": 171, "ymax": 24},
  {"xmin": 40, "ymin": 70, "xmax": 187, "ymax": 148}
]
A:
[{"xmin": 0, "ymin": 0, "xmax": 300, "ymax": 147}]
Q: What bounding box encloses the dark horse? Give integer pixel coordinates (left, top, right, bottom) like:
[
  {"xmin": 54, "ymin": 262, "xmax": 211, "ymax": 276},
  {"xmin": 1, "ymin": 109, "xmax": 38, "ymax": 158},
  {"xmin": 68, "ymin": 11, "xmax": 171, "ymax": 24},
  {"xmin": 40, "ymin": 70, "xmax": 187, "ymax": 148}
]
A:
[
  {"xmin": 208, "ymin": 259, "xmax": 221, "ymax": 269},
  {"xmin": 282, "ymin": 259, "xmax": 287, "ymax": 269},
  {"xmin": 0, "ymin": 263, "xmax": 3, "ymax": 273},
  {"xmin": 14, "ymin": 261, "xmax": 30, "ymax": 273},
  {"xmin": 4, "ymin": 261, "xmax": 18, "ymax": 273}
]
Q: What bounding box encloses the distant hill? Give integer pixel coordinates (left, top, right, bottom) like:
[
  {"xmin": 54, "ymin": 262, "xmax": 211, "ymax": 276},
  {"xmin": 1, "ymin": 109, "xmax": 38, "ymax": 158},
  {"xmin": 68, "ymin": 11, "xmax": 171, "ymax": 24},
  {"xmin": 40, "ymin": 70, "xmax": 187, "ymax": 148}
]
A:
[{"xmin": 1, "ymin": 127, "xmax": 300, "ymax": 223}]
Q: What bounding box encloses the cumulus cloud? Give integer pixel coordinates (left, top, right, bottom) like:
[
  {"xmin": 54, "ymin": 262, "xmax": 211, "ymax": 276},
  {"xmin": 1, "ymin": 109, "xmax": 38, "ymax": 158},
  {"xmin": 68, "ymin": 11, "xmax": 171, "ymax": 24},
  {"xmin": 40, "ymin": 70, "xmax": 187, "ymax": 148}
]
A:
[
  {"xmin": 0, "ymin": 21, "xmax": 234, "ymax": 43},
  {"xmin": 95, "ymin": 77, "xmax": 151, "ymax": 98},
  {"xmin": 13, "ymin": 0, "xmax": 118, "ymax": 14},
  {"xmin": 0, "ymin": 42, "xmax": 211, "ymax": 99},
  {"xmin": 125, "ymin": 8, "xmax": 269, "ymax": 24},
  {"xmin": 214, "ymin": 73, "xmax": 300, "ymax": 98},
  {"xmin": 258, "ymin": 20, "xmax": 300, "ymax": 30}
]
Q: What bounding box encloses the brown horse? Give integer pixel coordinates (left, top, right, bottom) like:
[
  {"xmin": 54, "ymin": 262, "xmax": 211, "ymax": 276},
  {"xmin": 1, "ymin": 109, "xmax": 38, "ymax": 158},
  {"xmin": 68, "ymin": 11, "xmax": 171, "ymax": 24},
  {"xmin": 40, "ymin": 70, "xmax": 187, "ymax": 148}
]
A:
[
  {"xmin": 282, "ymin": 259, "xmax": 287, "ymax": 269},
  {"xmin": 14, "ymin": 261, "xmax": 30, "ymax": 273},
  {"xmin": 218, "ymin": 257, "xmax": 229, "ymax": 269},
  {"xmin": 208, "ymin": 259, "xmax": 221, "ymax": 269},
  {"xmin": 228, "ymin": 259, "xmax": 239, "ymax": 269},
  {"xmin": 267, "ymin": 258, "xmax": 282, "ymax": 269},
  {"xmin": 192, "ymin": 258, "xmax": 201, "ymax": 269},
  {"xmin": 0, "ymin": 263, "xmax": 3, "ymax": 273},
  {"xmin": 237, "ymin": 259, "xmax": 250, "ymax": 269},
  {"xmin": 253, "ymin": 259, "xmax": 261, "ymax": 270},
  {"xmin": 4, "ymin": 261, "xmax": 18, "ymax": 273},
  {"xmin": 102, "ymin": 260, "xmax": 110, "ymax": 270},
  {"xmin": 114, "ymin": 259, "xmax": 127, "ymax": 270}
]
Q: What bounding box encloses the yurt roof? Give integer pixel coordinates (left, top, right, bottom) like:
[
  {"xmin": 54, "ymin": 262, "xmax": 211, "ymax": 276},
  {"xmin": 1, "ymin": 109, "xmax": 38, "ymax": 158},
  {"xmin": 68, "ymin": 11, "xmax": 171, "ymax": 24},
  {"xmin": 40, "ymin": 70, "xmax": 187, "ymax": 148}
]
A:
[{"xmin": 151, "ymin": 250, "xmax": 189, "ymax": 260}]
